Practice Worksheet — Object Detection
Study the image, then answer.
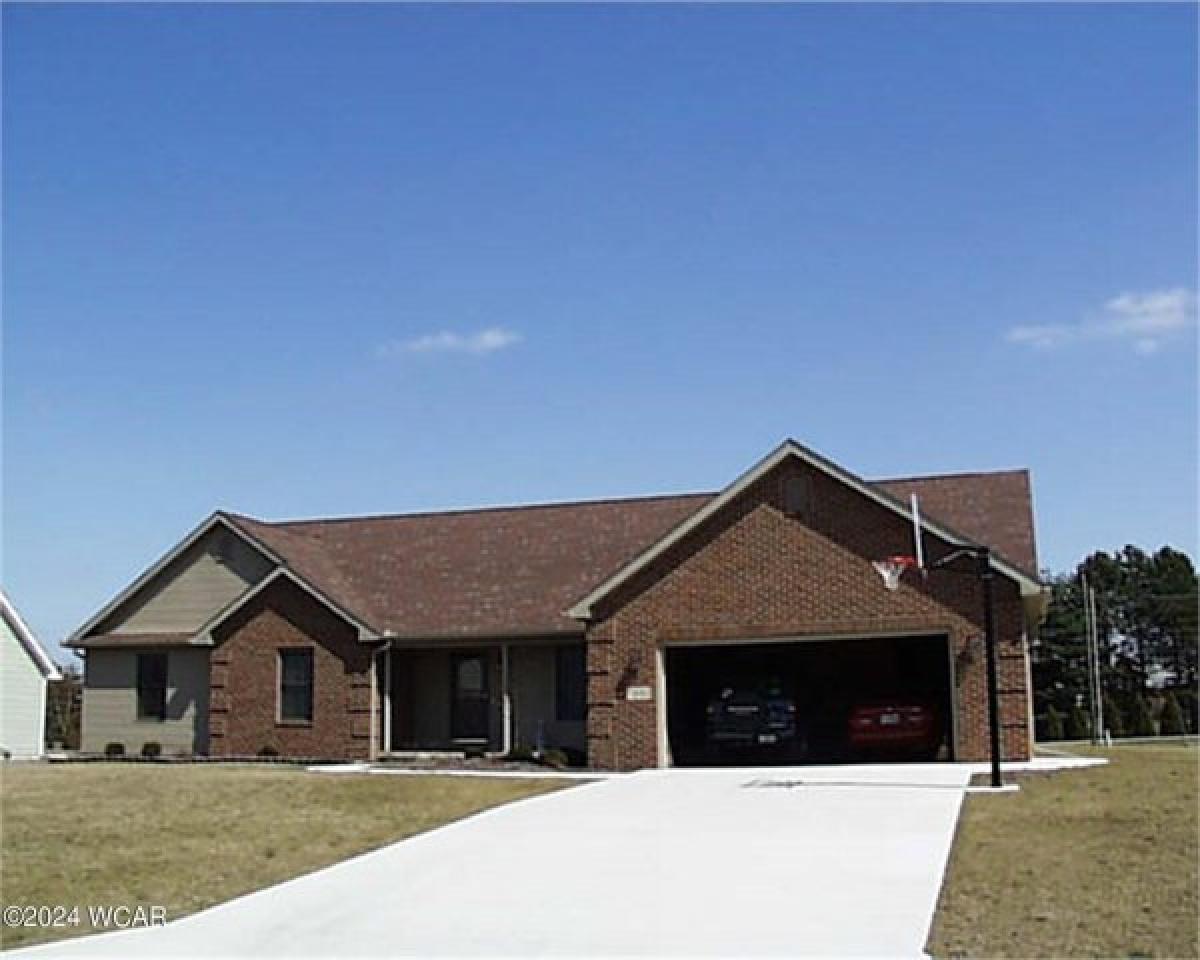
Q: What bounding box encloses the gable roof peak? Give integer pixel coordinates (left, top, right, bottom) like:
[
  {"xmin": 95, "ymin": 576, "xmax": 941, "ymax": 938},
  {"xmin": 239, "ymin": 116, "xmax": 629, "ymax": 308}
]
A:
[
  {"xmin": 1, "ymin": 590, "xmax": 61, "ymax": 679},
  {"xmin": 566, "ymin": 438, "xmax": 1042, "ymax": 620}
]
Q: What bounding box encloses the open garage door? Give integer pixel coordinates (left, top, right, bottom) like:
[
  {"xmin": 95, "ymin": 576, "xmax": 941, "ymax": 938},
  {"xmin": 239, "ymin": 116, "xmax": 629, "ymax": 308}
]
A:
[{"xmin": 665, "ymin": 635, "xmax": 953, "ymax": 766}]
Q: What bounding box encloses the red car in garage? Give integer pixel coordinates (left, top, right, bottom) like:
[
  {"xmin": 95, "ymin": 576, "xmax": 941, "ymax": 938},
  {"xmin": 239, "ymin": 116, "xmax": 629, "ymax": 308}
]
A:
[{"xmin": 847, "ymin": 701, "xmax": 942, "ymax": 760}]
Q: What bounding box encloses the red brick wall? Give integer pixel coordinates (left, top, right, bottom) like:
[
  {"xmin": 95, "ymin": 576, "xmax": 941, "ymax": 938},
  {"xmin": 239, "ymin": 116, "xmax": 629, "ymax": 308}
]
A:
[
  {"xmin": 208, "ymin": 579, "xmax": 375, "ymax": 760},
  {"xmin": 585, "ymin": 457, "xmax": 1033, "ymax": 770}
]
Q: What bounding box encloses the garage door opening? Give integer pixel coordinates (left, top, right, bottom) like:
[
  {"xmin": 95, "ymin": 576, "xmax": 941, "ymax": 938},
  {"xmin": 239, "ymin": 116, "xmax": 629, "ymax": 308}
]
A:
[{"xmin": 665, "ymin": 635, "xmax": 953, "ymax": 766}]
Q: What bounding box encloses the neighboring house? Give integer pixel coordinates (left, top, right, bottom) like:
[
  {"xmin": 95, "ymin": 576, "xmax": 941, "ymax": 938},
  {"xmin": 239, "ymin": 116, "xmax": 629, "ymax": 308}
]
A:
[
  {"xmin": 67, "ymin": 439, "xmax": 1046, "ymax": 769},
  {"xmin": 1, "ymin": 590, "xmax": 63, "ymax": 757}
]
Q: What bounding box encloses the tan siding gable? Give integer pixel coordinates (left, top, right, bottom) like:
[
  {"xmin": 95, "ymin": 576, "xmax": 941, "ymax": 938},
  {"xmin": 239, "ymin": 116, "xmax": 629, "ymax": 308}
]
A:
[{"xmin": 93, "ymin": 527, "xmax": 273, "ymax": 636}]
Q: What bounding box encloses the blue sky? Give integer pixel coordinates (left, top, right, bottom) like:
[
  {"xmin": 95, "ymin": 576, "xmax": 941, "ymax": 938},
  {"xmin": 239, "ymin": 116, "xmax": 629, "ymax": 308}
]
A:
[{"xmin": 3, "ymin": 4, "xmax": 1196, "ymax": 658}]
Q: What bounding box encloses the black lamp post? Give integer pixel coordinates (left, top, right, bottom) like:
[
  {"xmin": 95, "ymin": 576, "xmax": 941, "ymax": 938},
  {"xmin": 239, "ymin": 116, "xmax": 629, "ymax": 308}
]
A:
[{"xmin": 929, "ymin": 545, "xmax": 1003, "ymax": 789}]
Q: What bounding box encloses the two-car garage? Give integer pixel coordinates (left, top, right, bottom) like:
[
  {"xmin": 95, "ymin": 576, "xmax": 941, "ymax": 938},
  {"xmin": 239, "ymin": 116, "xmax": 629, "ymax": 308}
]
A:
[{"xmin": 664, "ymin": 634, "xmax": 955, "ymax": 766}]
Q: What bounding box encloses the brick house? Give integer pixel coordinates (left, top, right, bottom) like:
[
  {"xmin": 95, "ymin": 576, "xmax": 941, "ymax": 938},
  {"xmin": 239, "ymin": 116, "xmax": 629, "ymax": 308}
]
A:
[{"xmin": 68, "ymin": 440, "xmax": 1045, "ymax": 769}]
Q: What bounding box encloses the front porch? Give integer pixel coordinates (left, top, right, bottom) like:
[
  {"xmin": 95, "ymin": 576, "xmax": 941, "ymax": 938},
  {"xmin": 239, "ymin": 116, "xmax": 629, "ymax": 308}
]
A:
[{"xmin": 377, "ymin": 639, "xmax": 586, "ymax": 760}]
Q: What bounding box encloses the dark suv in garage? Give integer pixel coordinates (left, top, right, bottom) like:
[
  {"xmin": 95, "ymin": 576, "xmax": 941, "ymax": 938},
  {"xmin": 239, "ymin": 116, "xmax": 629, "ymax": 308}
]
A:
[{"xmin": 704, "ymin": 683, "xmax": 804, "ymax": 761}]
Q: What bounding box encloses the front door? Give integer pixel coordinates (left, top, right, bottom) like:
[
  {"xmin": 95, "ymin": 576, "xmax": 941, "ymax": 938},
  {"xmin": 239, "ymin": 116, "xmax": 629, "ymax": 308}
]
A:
[{"xmin": 450, "ymin": 652, "xmax": 490, "ymax": 743}]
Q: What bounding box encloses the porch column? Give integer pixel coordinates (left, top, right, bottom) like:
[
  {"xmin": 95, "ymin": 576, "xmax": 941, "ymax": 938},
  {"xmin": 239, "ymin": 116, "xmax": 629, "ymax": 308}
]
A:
[
  {"xmin": 501, "ymin": 643, "xmax": 513, "ymax": 755},
  {"xmin": 382, "ymin": 643, "xmax": 392, "ymax": 754}
]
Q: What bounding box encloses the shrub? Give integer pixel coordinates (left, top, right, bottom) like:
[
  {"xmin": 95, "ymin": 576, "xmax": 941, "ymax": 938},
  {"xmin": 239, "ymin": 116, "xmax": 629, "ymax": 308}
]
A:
[
  {"xmin": 539, "ymin": 748, "xmax": 569, "ymax": 770},
  {"xmin": 1065, "ymin": 704, "xmax": 1091, "ymax": 740},
  {"xmin": 141, "ymin": 742, "xmax": 162, "ymax": 759},
  {"xmin": 1039, "ymin": 706, "xmax": 1065, "ymax": 741},
  {"xmin": 104, "ymin": 742, "xmax": 125, "ymax": 758},
  {"xmin": 1102, "ymin": 692, "xmax": 1125, "ymax": 738},
  {"xmin": 1128, "ymin": 695, "xmax": 1156, "ymax": 737},
  {"xmin": 1159, "ymin": 693, "xmax": 1186, "ymax": 736},
  {"xmin": 560, "ymin": 747, "xmax": 587, "ymax": 769},
  {"xmin": 257, "ymin": 745, "xmax": 280, "ymax": 759},
  {"xmin": 504, "ymin": 747, "xmax": 538, "ymax": 764},
  {"xmin": 1177, "ymin": 691, "xmax": 1199, "ymax": 734}
]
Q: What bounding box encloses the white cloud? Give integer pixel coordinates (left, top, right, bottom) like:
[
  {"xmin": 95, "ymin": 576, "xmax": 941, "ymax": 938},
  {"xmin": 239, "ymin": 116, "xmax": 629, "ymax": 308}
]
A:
[
  {"xmin": 1005, "ymin": 288, "xmax": 1197, "ymax": 355},
  {"xmin": 377, "ymin": 327, "xmax": 522, "ymax": 358}
]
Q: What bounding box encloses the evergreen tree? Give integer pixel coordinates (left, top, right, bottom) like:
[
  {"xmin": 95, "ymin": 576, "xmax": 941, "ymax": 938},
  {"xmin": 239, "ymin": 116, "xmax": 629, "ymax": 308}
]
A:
[
  {"xmin": 1031, "ymin": 575, "xmax": 1091, "ymax": 716},
  {"xmin": 1148, "ymin": 548, "xmax": 1199, "ymax": 689},
  {"xmin": 1041, "ymin": 705, "xmax": 1065, "ymax": 741},
  {"xmin": 1081, "ymin": 547, "xmax": 1198, "ymax": 694},
  {"xmin": 1102, "ymin": 691, "xmax": 1125, "ymax": 738},
  {"xmin": 1128, "ymin": 694, "xmax": 1156, "ymax": 736},
  {"xmin": 1177, "ymin": 690, "xmax": 1198, "ymax": 734},
  {"xmin": 1066, "ymin": 703, "xmax": 1091, "ymax": 740},
  {"xmin": 1159, "ymin": 693, "xmax": 1186, "ymax": 735},
  {"xmin": 1033, "ymin": 546, "xmax": 1198, "ymax": 738}
]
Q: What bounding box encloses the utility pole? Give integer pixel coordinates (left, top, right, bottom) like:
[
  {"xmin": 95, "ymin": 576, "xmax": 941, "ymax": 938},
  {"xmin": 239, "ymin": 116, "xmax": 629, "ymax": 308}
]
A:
[
  {"xmin": 1082, "ymin": 573, "xmax": 1098, "ymax": 743},
  {"xmin": 1089, "ymin": 583, "xmax": 1104, "ymax": 739}
]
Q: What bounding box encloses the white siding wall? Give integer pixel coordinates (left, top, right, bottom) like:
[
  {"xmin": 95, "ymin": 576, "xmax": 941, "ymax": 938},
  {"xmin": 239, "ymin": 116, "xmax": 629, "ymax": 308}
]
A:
[
  {"xmin": 0, "ymin": 617, "xmax": 47, "ymax": 757},
  {"xmin": 81, "ymin": 648, "xmax": 210, "ymax": 755}
]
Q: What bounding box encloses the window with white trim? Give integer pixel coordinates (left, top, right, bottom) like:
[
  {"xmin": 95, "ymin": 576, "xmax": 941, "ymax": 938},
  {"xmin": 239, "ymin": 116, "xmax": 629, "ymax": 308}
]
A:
[{"xmin": 279, "ymin": 649, "xmax": 314, "ymax": 723}]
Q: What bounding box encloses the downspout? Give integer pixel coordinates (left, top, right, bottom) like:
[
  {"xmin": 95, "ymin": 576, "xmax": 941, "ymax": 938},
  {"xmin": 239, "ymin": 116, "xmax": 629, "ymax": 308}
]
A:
[
  {"xmin": 367, "ymin": 634, "xmax": 393, "ymax": 760},
  {"xmin": 1023, "ymin": 587, "xmax": 1049, "ymax": 757}
]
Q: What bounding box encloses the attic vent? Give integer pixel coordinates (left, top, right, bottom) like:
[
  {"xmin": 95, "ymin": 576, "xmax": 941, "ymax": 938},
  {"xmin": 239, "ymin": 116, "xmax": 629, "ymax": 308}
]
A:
[
  {"xmin": 211, "ymin": 532, "xmax": 235, "ymax": 567},
  {"xmin": 783, "ymin": 475, "xmax": 810, "ymax": 518}
]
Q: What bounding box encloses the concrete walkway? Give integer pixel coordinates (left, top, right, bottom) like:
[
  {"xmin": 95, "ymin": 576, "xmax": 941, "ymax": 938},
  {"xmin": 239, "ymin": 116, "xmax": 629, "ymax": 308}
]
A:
[{"xmin": 16, "ymin": 763, "xmax": 978, "ymax": 958}]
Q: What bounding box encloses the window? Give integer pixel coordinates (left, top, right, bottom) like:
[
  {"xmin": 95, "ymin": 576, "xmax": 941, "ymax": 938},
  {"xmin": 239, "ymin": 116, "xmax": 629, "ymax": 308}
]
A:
[
  {"xmin": 279, "ymin": 649, "xmax": 314, "ymax": 724},
  {"xmin": 136, "ymin": 653, "xmax": 168, "ymax": 721},
  {"xmin": 555, "ymin": 645, "xmax": 586, "ymax": 723}
]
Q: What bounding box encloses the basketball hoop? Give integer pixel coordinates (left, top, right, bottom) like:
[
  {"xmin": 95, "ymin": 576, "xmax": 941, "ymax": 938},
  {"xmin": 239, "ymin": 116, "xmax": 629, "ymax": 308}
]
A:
[{"xmin": 873, "ymin": 555, "xmax": 916, "ymax": 591}]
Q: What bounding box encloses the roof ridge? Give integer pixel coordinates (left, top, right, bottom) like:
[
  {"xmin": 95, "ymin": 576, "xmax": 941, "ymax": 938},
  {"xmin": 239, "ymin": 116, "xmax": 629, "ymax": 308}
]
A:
[
  {"xmin": 873, "ymin": 467, "xmax": 1029, "ymax": 484},
  {"xmin": 258, "ymin": 490, "xmax": 718, "ymax": 528},
  {"xmin": 219, "ymin": 511, "xmax": 319, "ymax": 545},
  {"xmin": 227, "ymin": 470, "xmax": 1028, "ymax": 529}
]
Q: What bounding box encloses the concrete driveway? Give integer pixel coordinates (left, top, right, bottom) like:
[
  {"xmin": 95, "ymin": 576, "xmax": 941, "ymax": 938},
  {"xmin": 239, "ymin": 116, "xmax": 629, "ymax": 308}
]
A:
[{"xmin": 19, "ymin": 764, "xmax": 972, "ymax": 958}]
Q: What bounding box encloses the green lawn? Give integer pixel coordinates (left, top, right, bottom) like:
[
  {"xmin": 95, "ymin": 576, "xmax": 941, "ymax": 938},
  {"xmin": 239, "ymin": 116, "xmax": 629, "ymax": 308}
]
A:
[
  {"xmin": 928, "ymin": 745, "xmax": 1199, "ymax": 959},
  {"xmin": 0, "ymin": 763, "xmax": 569, "ymax": 950}
]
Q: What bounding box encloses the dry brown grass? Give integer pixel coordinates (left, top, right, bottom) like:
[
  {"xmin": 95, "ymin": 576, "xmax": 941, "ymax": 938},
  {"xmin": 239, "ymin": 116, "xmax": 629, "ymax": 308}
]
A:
[
  {"xmin": 0, "ymin": 763, "xmax": 569, "ymax": 950},
  {"xmin": 928, "ymin": 744, "xmax": 1199, "ymax": 959}
]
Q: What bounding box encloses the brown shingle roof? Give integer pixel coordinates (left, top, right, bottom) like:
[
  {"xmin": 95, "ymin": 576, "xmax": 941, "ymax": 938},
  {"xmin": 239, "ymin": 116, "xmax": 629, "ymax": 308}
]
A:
[
  {"xmin": 225, "ymin": 494, "xmax": 713, "ymax": 638},
  {"xmin": 875, "ymin": 469, "xmax": 1038, "ymax": 576},
  {"xmin": 221, "ymin": 468, "xmax": 1037, "ymax": 640}
]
